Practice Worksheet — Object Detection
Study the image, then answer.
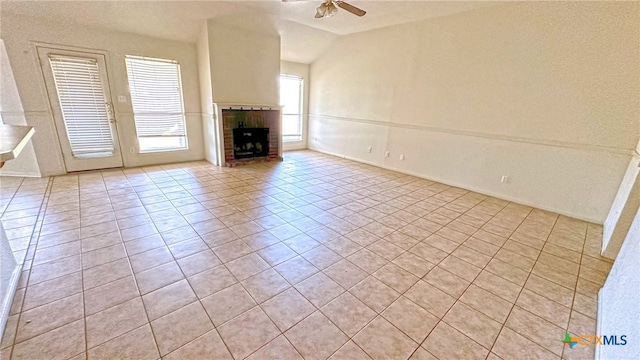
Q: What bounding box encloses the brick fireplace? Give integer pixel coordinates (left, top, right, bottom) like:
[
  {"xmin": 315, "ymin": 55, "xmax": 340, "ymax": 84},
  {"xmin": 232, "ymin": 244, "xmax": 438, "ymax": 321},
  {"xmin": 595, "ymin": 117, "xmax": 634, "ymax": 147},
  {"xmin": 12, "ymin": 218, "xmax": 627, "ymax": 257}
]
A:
[{"xmin": 216, "ymin": 106, "xmax": 282, "ymax": 167}]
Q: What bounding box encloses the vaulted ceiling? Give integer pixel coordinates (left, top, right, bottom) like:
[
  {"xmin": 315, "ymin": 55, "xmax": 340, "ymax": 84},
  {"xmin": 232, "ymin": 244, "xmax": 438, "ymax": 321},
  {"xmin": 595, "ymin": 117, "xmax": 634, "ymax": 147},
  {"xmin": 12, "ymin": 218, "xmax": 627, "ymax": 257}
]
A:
[{"xmin": 1, "ymin": 1, "xmax": 500, "ymax": 63}]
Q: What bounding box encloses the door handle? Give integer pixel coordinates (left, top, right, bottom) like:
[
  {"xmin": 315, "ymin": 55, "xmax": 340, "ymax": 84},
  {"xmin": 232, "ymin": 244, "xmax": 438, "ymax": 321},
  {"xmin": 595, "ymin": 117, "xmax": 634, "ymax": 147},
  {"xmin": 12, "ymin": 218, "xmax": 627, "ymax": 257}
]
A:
[{"xmin": 106, "ymin": 102, "xmax": 116, "ymax": 123}]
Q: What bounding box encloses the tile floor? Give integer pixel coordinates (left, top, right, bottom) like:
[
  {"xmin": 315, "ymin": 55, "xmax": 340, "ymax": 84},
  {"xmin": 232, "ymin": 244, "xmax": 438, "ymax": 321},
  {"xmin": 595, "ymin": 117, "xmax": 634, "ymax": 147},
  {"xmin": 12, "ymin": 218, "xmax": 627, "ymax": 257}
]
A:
[{"xmin": 0, "ymin": 150, "xmax": 612, "ymax": 360}]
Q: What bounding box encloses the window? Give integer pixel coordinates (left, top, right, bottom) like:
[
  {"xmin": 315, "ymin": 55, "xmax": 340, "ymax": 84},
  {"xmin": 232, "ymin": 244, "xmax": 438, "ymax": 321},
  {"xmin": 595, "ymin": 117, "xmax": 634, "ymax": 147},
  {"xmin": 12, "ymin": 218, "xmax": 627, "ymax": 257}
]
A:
[
  {"xmin": 125, "ymin": 55, "xmax": 187, "ymax": 153},
  {"xmin": 280, "ymin": 74, "xmax": 303, "ymax": 142},
  {"xmin": 49, "ymin": 55, "xmax": 115, "ymax": 158}
]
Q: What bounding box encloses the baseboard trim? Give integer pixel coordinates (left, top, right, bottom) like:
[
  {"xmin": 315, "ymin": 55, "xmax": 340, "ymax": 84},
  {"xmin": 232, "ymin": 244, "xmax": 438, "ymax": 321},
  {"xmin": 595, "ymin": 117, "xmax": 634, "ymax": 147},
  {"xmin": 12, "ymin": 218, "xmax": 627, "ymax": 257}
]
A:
[
  {"xmin": 309, "ymin": 146, "xmax": 602, "ymax": 224},
  {"xmin": 283, "ymin": 143, "xmax": 308, "ymax": 152}
]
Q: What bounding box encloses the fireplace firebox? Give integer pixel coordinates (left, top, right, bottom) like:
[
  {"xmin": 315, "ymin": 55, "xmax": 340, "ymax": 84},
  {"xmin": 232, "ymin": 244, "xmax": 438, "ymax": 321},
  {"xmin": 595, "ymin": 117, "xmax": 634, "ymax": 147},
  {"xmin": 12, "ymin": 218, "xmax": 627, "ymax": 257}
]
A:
[
  {"xmin": 214, "ymin": 106, "xmax": 282, "ymax": 167},
  {"xmin": 232, "ymin": 127, "xmax": 269, "ymax": 159}
]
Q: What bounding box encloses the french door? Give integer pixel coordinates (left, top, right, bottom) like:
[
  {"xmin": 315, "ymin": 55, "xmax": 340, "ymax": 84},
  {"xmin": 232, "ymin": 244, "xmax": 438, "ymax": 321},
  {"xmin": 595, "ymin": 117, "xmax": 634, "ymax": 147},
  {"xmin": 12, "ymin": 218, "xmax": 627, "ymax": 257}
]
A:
[{"xmin": 38, "ymin": 47, "xmax": 124, "ymax": 172}]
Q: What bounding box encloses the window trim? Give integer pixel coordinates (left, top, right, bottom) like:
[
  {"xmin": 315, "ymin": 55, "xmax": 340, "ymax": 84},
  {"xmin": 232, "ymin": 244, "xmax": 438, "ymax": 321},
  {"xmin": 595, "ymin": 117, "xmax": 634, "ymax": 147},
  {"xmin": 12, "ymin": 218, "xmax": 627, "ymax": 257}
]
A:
[
  {"xmin": 280, "ymin": 74, "xmax": 304, "ymax": 143},
  {"xmin": 125, "ymin": 55, "xmax": 189, "ymax": 154}
]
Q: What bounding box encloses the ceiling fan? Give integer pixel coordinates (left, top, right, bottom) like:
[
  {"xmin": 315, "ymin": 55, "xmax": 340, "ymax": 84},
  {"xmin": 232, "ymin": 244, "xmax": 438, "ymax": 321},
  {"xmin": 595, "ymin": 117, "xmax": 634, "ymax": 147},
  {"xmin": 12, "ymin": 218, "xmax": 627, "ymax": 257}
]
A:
[{"xmin": 282, "ymin": 0, "xmax": 367, "ymax": 19}]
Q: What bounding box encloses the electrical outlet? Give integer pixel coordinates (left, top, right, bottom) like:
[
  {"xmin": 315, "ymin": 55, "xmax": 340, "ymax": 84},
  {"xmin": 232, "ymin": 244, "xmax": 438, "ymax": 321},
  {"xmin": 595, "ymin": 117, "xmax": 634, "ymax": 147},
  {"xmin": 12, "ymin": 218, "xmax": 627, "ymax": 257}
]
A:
[
  {"xmin": 501, "ymin": 175, "xmax": 509, "ymax": 183},
  {"xmin": 367, "ymin": 146, "xmax": 372, "ymax": 153},
  {"xmin": 385, "ymin": 151, "xmax": 390, "ymax": 157},
  {"xmin": 129, "ymin": 147, "xmax": 135, "ymax": 154},
  {"xmin": 117, "ymin": 95, "xmax": 127, "ymax": 103},
  {"xmin": 400, "ymin": 154, "xmax": 405, "ymax": 160}
]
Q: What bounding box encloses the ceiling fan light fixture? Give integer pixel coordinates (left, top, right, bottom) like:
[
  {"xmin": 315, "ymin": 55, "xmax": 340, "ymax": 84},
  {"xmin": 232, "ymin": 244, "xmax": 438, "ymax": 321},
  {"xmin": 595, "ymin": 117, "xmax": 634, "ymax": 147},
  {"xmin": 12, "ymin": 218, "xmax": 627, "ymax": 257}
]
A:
[
  {"xmin": 296, "ymin": 0, "xmax": 367, "ymax": 19},
  {"xmin": 315, "ymin": 3, "xmax": 327, "ymax": 18},
  {"xmin": 326, "ymin": 2, "xmax": 338, "ymax": 17}
]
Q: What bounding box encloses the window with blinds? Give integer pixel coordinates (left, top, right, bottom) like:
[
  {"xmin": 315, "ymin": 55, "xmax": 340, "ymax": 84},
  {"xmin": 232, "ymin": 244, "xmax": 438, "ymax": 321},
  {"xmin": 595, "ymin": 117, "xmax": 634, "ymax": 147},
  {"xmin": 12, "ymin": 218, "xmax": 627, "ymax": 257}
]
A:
[
  {"xmin": 49, "ymin": 55, "xmax": 115, "ymax": 158},
  {"xmin": 125, "ymin": 55, "xmax": 187, "ymax": 153},
  {"xmin": 280, "ymin": 74, "xmax": 303, "ymax": 142}
]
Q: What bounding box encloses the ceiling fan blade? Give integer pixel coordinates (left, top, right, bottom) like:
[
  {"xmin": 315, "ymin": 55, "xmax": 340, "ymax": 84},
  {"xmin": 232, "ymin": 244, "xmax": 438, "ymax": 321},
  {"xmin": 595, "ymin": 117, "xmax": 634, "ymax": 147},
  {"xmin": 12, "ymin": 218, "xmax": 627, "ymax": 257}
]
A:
[{"xmin": 335, "ymin": 1, "xmax": 366, "ymax": 17}]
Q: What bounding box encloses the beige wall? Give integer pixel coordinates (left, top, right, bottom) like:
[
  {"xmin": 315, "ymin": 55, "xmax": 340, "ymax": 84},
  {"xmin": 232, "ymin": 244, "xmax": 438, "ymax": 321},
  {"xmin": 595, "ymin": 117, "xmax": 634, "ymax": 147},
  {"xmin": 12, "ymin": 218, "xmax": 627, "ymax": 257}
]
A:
[
  {"xmin": 309, "ymin": 2, "xmax": 639, "ymax": 223},
  {"xmin": 207, "ymin": 20, "xmax": 280, "ymax": 106},
  {"xmin": 1, "ymin": 13, "xmax": 205, "ymax": 176},
  {"xmin": 281, "ymin": 60, "xmax": 310, "ymax": 151},
  {"xmin": 0, "ymin": 40, "xmax": 40, "ymax": 177}
]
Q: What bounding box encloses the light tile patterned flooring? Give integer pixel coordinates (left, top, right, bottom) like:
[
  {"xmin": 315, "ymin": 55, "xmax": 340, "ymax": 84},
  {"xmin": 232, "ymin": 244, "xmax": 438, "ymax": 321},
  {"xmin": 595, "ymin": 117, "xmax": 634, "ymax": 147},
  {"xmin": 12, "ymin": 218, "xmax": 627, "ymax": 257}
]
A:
[{"xmin": 0, "ymin": 150, "xmax": 612, "ymax": 360}]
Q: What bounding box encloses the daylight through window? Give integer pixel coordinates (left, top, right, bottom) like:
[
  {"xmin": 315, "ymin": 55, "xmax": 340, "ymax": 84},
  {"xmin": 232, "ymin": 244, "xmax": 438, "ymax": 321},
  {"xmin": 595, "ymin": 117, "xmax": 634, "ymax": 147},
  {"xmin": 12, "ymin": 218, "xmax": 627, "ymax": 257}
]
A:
[
  {"xmin": 125, "ymin": 55, "xmax": 188, "ymax": 153},
  {"xmin": 280, "ymin": 74, "xmax": 303, "ymax": 142}
]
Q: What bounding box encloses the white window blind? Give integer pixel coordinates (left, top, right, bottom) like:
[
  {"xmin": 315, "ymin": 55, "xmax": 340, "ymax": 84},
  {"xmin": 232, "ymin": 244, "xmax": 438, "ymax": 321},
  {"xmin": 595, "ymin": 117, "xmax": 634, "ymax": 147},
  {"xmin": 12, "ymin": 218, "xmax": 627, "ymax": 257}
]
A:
[
  {"xmin": 125, "ymin": 55, "xmax": 187, "ymax": 152},
  {"xmin": 280, "ymin": 74, "xmax": 303, "ymax": 142},
  {"xmin": 49, "ymin": 55, "xmax": 115, "ymax": 158}
]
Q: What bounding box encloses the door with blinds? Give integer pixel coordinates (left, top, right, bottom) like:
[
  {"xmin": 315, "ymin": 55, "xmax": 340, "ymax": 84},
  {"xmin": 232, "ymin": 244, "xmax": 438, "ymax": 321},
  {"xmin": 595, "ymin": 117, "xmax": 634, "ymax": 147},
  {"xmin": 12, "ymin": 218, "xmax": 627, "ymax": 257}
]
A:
[{"xmin": 37, "ymin": 47, "xmax": 124, "ymax": 172}]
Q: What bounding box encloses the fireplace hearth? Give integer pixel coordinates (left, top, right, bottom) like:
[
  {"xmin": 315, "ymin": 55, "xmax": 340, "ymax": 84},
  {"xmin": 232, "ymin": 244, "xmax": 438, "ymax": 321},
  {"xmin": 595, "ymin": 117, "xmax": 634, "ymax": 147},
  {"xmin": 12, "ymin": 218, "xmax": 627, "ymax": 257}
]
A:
[{"xmin": 233, "ymin": 127, "xmax": 269, "ymax": 159}]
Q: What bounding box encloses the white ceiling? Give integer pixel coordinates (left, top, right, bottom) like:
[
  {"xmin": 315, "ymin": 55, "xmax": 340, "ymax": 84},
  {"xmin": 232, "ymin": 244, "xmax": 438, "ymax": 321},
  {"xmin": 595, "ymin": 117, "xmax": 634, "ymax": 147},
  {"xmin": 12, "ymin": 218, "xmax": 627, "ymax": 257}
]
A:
[{"xmin": 1, "ymin": 1, "xmax": 500, "ymax": 63}]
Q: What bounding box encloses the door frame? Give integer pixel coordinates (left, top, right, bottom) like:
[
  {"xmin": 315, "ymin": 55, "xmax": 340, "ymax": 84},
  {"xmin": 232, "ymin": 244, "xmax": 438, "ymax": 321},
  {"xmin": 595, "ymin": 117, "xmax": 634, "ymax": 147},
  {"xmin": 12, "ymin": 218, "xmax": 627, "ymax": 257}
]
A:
[{"xmin": 35, "ymin": 43, "xmax": 124, "ymax": 173}]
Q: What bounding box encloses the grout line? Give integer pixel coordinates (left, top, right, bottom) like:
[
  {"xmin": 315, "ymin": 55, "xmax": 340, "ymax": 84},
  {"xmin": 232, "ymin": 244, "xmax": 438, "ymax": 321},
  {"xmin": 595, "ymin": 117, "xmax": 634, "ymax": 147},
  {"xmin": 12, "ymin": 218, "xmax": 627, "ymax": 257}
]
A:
[
  {"xmin": 2, "ymin": 154, "xmax": 602, "ymax": 360},
  {"xmin": 0, "ymin": 177, "xmax": 25, "ymax": 219},
  {"xmin": 7, "ymin": 176, "xmax": 54, "ymax": 355},
  {"xmin": 126, "ymin": 167, "xmax": 241, "ymax": 359},
  {"xmin": 255, "ymin": 189, "xmax": 502, "ymax": 359},
  {"xmin": 116, "ymin": 175, "xmax": 200, "ymax": 359},
  {"xmin": 0, "ymin": 177, "xmax": 28, "ymax": 359},
  {"xmin": 561, "ymin": 223, "xmax": 591, "ymax": 360},
  {"xmin": 405, "ymin": 198, "xmax": 517, "ymax": 358},
  {"xmin": 77, "ymin": 175, "xmax": 88, "ymax": 360},
  {"xmin": 187, "ymin": 172, "xmax": 426, "ymax": 358},
  {"xmin": 487, "ymin": 211, "xmax": 562, "ymax": 358},
  {"xmin": 339, "ymin": 191, "xmax": 509, "ymax": 357}
]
